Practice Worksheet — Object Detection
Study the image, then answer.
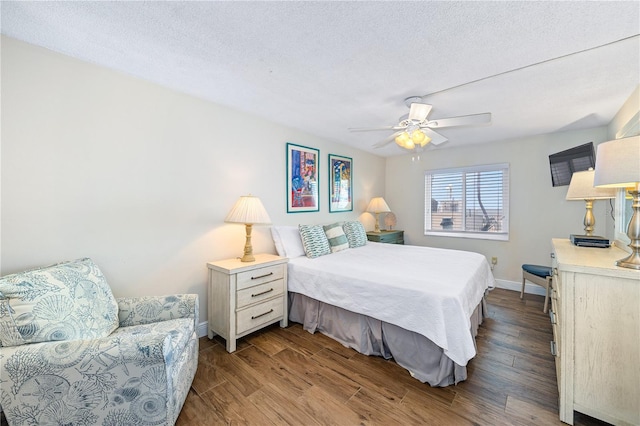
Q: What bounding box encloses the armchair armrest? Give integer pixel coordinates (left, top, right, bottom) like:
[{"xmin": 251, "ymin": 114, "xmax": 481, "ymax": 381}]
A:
[{"xmin": 116, "ymin": 294, "xmax": 198, "ymax": 329}]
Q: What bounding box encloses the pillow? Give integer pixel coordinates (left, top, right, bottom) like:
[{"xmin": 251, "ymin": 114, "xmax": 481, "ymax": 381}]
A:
[
  {"xmin": 323, "ymin": 223, "xmax": 349, "ymax": 253},
  {"xmin": 298, "ymin": 225, "xmax": 331, "ymax": 258},
  {"xmin": 271, "ymin": 226, "xmax": 305, "ymax": 258},
  {"xmin": 0, "ymin": 258, "xmax": 119, "ymax": 347},
  {"xmin": 343, "ymin": 221, "xmax": 368, "ymax": 248}
]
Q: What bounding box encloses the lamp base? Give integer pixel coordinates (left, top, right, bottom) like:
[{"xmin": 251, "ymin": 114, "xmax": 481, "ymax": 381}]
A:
[
  {"xmin": 616, "ymin": 189, "xmax": 640, "ymax": 270},
  {"xmin": 616, "ymin": 253, "xmax": 640, "ymax": 270},
  {"xmin": 241, "ymin": 223, "xmax": 255, "ymax": 262}
]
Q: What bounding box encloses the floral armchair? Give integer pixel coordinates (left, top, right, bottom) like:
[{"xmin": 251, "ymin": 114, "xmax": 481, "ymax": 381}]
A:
[{"xmin": 0, "ymin": 258, "xmax": 198, "ymax": 426}]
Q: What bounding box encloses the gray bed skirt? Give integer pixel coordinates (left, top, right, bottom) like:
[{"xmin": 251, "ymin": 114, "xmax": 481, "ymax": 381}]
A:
[{"xmin": 288, "ymin": 292, "xmax": 486, "ymax": 387}]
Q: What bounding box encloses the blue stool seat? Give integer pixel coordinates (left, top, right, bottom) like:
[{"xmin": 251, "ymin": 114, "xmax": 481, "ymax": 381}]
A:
[
  {"xmin": 522, "ymin": 264, "xmax": 552, "ymax": 278},
  {"xmin": 521, "ymin": 264, "xmax": 552, "ymax": 313}
]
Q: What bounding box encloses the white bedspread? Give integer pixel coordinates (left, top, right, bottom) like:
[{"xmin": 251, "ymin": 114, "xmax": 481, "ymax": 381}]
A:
[{"xmin": 287, "ymin": 242, "xmax": 495, "ymax": 366}]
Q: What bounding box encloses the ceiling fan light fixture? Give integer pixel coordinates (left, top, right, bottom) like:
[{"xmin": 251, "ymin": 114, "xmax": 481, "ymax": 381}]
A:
[
  {"xmin": 411, "ymin": 129, "xmax": 426, "ymax": 144},
  {"xmin": 395, "ymin": 131, "xmax": 410, "ymax": 147},
  {"xmin": 395, "ymin": 129, "xmax": 431, "ymax": 150}
]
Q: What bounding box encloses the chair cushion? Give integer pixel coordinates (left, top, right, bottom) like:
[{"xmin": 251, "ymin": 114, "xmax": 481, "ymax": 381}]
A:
[
  {"xmin": 0, "ymin": 258, "xmax": 119, "ymax": 346},
  {"xmin": 522, "ymin": 264, "xmax": 552, "ymax": 278}
]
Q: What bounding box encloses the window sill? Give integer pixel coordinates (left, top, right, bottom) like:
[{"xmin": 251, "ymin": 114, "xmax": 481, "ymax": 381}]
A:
[{"xmin": 424, "ymin": 230, "xmax": 509, "ymax": 241}]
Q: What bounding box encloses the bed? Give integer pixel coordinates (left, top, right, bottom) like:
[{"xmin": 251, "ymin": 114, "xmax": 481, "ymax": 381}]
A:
[{"xmin": 271, "ymin": 223, "xmax": 495, "ymax": 387}]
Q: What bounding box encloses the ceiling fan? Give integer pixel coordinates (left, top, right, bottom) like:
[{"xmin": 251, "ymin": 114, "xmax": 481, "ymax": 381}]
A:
[{"xmin": 349, "ymin": 96, "xmax": 492, "ymax": 152}]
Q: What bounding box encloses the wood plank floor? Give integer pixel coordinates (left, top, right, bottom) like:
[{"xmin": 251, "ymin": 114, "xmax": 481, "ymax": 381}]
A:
[{"xmin": 176, "ymin": 288, "xmax": 609, "ymax": 426}]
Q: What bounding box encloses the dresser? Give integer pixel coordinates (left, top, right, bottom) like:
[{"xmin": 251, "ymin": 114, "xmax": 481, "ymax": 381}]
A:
[
  {"xmin": 366, "ymin": 230, "xmax": 404, "ymax": 244},
  {"xmin": 207, "ymin": 254, "xmax": 288, "ymax": 353},
  {"xmin": 550, "ymin": 239, "xmax": 639, "ymax": 425}
]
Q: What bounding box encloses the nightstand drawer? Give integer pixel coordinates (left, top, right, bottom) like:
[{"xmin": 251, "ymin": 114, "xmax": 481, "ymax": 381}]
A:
[
  {"xmin": 236, "ymin": 278, "xmax": 284, "ymax": 309},
  {"xmin": 366, "ymin": 230, "xmax": 404, "ymax": 244},
  {"xmin": 237, "ymin": 298, "xmax": 284, "ymax": 334},
  {"xmin": 237, "ymin": 264, "xmax": 284, "ymax": 290}
]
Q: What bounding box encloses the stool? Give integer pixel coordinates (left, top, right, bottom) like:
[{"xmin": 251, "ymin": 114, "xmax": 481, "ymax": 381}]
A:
[{"xmin": 521, "ymin": 264, "xmax": 552, "ymax": 313}]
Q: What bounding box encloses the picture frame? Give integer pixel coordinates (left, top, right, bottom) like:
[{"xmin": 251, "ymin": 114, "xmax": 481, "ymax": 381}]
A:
[
  {"xmin": 328, "ymin": 154, "xmax": 353, "ymax": 212},
  {"xmin": 286, "ymin": 143, "xmax": 320, "ymax": 213}
]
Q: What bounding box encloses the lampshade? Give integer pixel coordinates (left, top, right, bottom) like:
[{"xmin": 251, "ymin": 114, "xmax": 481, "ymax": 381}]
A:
[
  {"xmin": 565, "ymin": 169, "xmax": 617, "ymax": 200},
  {"xmin": 225, "ymin": 195, "xmax": 271, "ymax": 225},
  {"xmin": 366, "ymin": 197, "xmax": 391, "ymax": 213},
  {"xmin": 565, "ymin": 169, "xmax": 616, "ymax": 237},
  {"xmin": 593, "ymin": 136, "xmax": 640, "ymax": 188},
  {"xmin": 593, "ymin": 135, "xmax": 640, "ymax": 270},
  {"xmin": 367, "ymin": 197, "xmax": 391, "ymax": 233},
  {"xmin": 225, "ymin": 195, "xmax": 271, "ymax": 262}
]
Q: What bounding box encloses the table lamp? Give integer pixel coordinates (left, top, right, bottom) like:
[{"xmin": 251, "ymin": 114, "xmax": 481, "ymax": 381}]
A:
[
  {"xmin": 367, "ymin": 197, "xmax": 391, "ymax": 232},
  {"xmin": 593, "ymin": 135, "xmax": 640, "ymax": 269},
  {"xmin": 565, "ymin": 168, "xmax": 616, "ymax": 236},
  {"xmin": 225, "ymin": 195, "xmax": 271, "ymax": 262}
]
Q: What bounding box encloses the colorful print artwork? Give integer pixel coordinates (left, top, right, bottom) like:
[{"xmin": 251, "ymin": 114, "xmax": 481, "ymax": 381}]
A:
[
  {"xmin": 287, "ymin": 143, "xmax": 320, "ymax": 213},
  {"xmin": 329, "ymin": 154, "xmax": 353, "ymax": 212}
]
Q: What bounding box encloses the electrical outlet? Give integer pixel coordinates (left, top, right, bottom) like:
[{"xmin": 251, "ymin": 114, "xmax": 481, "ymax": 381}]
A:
[{"xmin": 491, "ymin": 256, "xmax": 498, "ymax": 265}]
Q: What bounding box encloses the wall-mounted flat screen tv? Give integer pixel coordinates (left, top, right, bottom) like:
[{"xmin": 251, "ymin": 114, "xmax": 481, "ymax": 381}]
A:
[{"xmin": 549, "ymin": 142, "xmax": 595, "ymax": 187}]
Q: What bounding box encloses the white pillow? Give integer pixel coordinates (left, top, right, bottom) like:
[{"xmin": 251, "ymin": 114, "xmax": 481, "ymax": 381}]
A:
[{"xmin": 271, "ymin": 226, "xmax": 305, "ymax": 258}]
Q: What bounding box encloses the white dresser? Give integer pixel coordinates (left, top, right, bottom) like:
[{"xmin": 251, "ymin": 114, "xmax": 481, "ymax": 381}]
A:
[
  {"xmin": 551, "ymin": 239, "xmax": 639, "ymax": 425},
  {"xmin": 207, "ymin": 254, "xmax": 288, "ymax": 353}
]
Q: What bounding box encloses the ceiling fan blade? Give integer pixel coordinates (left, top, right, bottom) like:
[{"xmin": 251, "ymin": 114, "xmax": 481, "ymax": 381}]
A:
[
  {"xmin": 426, "ymin": 112, "xmax": 492, "ymax": 129},
  {"xmin": 408, "ymin": 103, "xmax": 432, "ymax": 121},
  {"xmin": 373, "ymin": 131, "xmax": 403, "ymax": 148},
  {"xmin": 348, "ymin": 125, "xmax": 399, "ymax": 132},
  {"xmin": 373, "ymin": 130, "xmax": 404, "ymax": 149},
  {"xmin": 422, "ymin": 128, "xmax": 448, "ymax": 145}
]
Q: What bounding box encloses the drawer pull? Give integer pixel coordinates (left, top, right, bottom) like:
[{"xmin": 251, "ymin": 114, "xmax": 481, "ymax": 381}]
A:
[
  {"xmin": 251, "ymin": 309, "xmax": 274, "ymax": 320},
  {"xmin": 251, "ymin": 272, "xmax": 274, "ymax": 280},
  {"xmin": 550, "ymin": 341, "xmax": 558, "ymax": 357},
  {"xmin": 251, "ymin": 288, "xmax": 274, "ymax": 298}
]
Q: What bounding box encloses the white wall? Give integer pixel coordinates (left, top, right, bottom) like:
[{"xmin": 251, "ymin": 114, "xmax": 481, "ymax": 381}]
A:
[
  {"xmin": 385, "ymin": 126, "xmax": 611, "ymax": 285},
  {"xmin": 0, "ymin": 37, "xmax": 386, "ymax": 320}
]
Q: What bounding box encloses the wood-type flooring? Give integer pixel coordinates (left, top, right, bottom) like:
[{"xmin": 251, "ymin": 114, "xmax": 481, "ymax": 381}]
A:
[{"xmin": 177, "ymin": 288, "xmax": 609, "ymax": 425}]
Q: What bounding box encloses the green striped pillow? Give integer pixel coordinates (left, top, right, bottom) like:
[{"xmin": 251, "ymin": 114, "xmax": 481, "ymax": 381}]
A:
[
  {"xmin": 299, "ymin": 225, "xmax": 331, "ymax": 258},
  {"xmin": 323, "ymin": 223, "xmax": 350, "ymax": 253}
]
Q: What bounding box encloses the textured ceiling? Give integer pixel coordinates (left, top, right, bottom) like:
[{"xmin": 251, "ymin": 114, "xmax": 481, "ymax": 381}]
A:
[{"xmin": 1, "ymin": 1, "xmax": 639, "ymax": 156}]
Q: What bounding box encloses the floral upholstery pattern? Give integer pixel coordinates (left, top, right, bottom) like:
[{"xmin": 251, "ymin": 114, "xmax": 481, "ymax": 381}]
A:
[
  {"xmin": 0, "ymin": 258, "xmax": 119, "ymax": 347},
  {"xmin": 0, "ymin": 259, "xmax": 198, "ymax": 426}
]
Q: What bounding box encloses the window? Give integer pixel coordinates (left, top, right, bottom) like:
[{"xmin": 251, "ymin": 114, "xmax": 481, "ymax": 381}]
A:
[{"xmin": 424, "ymin": 163, "xmax": 509, "ymax": 240}]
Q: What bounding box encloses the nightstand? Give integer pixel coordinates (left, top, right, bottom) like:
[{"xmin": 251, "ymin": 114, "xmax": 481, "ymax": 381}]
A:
[
  {"xmin": 366, "ymin": 230, "xmax": 404, "ymax": 245},
  {"xmin": 207, "ymin": 254, "xmax": 288, "ymax": 353}
]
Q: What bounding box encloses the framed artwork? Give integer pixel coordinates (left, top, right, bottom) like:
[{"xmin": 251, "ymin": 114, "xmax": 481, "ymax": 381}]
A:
[
  {"xmin": 286, "ymin": 143, "xmax": 320, "ymax": 213},
  {"xmin": 328, "ymin": 154, "xmax": 353, "ymax": 212}
]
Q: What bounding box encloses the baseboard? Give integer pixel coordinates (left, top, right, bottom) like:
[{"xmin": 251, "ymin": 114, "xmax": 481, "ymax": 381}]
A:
[
  {"xmin": 494, "ymin": 278, "xmax": 548, "ymax": 296},
  {"xmin": 197, "ymin": 321, "xmax": 208, "ymax": 338}
]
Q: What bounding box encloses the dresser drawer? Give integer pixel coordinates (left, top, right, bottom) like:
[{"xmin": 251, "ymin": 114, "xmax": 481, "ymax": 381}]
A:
[
  {"xmin": 237, "ymin": 264, "xmax": 284, "ymax": 290},
  {"xmin": 236, "ymin": 278, "xmax": 284, "ymax": 309},
  {"xmin": 236, "ymin": 298, "xmax": 284, "ymax": 335}
]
